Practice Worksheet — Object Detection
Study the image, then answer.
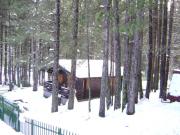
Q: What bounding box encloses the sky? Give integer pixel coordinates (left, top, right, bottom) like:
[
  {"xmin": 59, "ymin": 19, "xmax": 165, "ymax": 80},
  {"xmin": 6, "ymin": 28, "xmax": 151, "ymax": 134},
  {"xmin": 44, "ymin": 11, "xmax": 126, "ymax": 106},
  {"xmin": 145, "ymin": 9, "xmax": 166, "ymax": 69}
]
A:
[{"xmin": 0, "ymin": 73, "xmax": 180, "ymax": 135}]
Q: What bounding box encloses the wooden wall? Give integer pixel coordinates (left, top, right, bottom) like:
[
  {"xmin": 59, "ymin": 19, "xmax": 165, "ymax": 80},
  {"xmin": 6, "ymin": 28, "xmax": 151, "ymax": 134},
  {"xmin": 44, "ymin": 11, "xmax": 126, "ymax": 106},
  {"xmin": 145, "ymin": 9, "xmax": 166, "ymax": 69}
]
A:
[{"xmin": 75, "ymin": 78, "xmax": 106, "ymax": 101}]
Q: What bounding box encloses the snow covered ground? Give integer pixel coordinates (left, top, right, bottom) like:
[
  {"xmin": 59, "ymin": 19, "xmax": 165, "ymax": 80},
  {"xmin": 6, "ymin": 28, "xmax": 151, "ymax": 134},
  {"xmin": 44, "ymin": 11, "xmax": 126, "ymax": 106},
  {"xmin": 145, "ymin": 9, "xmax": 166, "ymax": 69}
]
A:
[
  {"xmin": 0, "ymin": 120, "xmax": 22, "ymax": 135},
  {"xmin": 0, "ymin": 85, "xmax": 9, "ymax": 95},
  {"xmin": 1, "ymin": 85, "xmax": 180, "ymax": 135}
]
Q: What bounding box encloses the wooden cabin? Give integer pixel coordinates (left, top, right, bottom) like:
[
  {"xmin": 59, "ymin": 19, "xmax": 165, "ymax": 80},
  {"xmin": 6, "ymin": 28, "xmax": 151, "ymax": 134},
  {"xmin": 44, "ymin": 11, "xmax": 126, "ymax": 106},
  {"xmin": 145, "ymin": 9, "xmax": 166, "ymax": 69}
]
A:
[{"xmin": 46, "ymin": 59, "xmax": 123, "ymax": 101}]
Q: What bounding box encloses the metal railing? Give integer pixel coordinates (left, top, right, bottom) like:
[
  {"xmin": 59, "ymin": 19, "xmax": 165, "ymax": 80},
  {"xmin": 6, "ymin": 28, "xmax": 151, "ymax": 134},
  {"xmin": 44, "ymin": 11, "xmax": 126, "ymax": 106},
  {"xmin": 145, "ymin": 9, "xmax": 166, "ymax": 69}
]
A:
[
  {"xmin": 0, "ymin": 95, "xmax": 20, "ymax": 131},
  {"xmin": 21, "ymin": 117, "xmax": 79, "ymax": 135},
  {"xmin": 0, "ymin": 95, "xmax": 78, "ymax": 135}
]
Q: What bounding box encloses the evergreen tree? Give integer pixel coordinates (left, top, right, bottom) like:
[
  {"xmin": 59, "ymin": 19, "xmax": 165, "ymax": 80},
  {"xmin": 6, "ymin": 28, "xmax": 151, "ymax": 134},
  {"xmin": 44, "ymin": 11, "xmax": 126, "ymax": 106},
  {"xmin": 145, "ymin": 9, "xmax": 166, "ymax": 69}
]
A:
[
  {"xmin": 154, "ymin": 0, "xmax": 162, "ymax": 92},
  {"xmin": 85, "ymin": 0, "xmax": 91, "ymax": 112},
  {"xmin": 32, "ymin": 0, "xmax": 39, "ymax": 91},
  {"xmin": 113, "ymin": 0, "xmax": 121, "ymax": 110},
  {"xmin": 99, "ymin": 0, "xmax": 110, "ymax": 117},
  {"xmin": 68, "ymin": 0, "xmax": 79, "ymax": 110},
  {"xmin": 160, "ymin": 0, "xmax": 168, "ymax": 100},
  {"xmin": 145, "ymin": 0, "xmax": 153, "ymax": 99},
  {"xmin": 122, "ymin": 0, "xmax": 131, "ymax": 112},
  {"xmin": 51, "ymin": 0, "xmax": 61, "ymax": 112},
  {"xmin": 165, "ymin": 0, "xmax": 175, "ymax": 93},
  {"xmin": 137, "ymin": 0, "xmax": 145, "ymax": 99}
]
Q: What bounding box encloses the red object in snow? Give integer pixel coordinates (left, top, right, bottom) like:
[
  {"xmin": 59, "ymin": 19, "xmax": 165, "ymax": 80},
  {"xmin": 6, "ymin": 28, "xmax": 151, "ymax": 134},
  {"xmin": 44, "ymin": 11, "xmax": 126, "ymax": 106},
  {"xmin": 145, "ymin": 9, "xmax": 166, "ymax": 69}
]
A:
[{"xmin": 167, "ymin": 93, "xmax": 180, "ymax": 102}]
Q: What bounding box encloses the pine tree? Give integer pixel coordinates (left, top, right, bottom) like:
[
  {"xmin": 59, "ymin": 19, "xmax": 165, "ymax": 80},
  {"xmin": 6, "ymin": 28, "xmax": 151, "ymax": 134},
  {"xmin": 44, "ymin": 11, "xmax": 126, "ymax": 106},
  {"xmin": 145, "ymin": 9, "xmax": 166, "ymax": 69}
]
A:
[
  {"xmin": 122, "ymin": 0, "xmax": 131, "ymax": 112},
  {"xmin": 51, "ymin": 0, "xmax": 61, "ymax": 113},
  {"xmin": 32, "ymin": 0, "xmax": 40, "ymax": 91},
  {"xmin": 145, "ymin": 0, "xmax": 153, "ymax": 99},
  {"xmin": 165, "ymin": 0, "xmax": 175, "ymax": 93},
  {"xmin": 126, "ymin": 0, "xmax": 137, "ymax": 115},
  {"xmin": 113, "ymin": 0, "xmax": 121, "ymax": 110},
  {"xmin": 137, "ymin": 0, "xmax": 145, "ymax": 99},
  {"xmin": 154, "ymin": 0, "xmax": 162, "ymax": 92},
  {"xmin": 99, "ymin": 0, "xmax": 110, "ymax": 117},
  {"xmin": 68, "ymin": 0, "xmax": 79, "ymax": 110},
  {"xmin": 0, "ymin": 5, "xmax": 4, "ymax": 85},
  {"xmin": 160, "ymin": 0, "xmax": 168, "ymax": 100},
  {"xmin": 85, "ymin": 0, "xmax": 91, "ymax": 112}
]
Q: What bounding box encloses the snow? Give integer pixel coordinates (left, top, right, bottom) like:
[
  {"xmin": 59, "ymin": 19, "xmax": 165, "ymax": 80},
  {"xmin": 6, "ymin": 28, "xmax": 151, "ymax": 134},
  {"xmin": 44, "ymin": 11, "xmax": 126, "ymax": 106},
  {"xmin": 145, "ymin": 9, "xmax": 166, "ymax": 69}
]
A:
[
  {"xmin": 173, "ymin": 69, "xmax": 180, "ymax": 73},
  {"xmin": 58, "ymin": 59, "xmax": 123, "ymax": 78},
  {"xmin": 1, "ymin": 84, "xmax": 180, "ymax": 135},
  {"xmin": 0, "ymin": 120, "xmax": 22, "ymax": 135},
  {"xmin": 168, "ymin": 73, "xmax": 180, "ymax": 96},
  {"xmin": 0, "ymin": 85, "xmax": 9, "ymax": 95}
]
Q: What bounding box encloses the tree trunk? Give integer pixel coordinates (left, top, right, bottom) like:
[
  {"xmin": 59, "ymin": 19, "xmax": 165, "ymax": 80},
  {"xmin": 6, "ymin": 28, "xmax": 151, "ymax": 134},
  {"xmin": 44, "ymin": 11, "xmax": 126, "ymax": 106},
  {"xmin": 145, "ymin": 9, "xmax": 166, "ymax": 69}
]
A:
[
  {"xmin": 39, "ymin": 40, "xmax": 44, "ymax": 85},
  {"xmin": 21, "ymin": 39, "xmax": 30, "ymax": 87},
  {"xmin": 21, "ymin": 63, "xmax": 29, "ymax": 87},
  {"xmin": 32, "ymin": 0, "xmax": 40, "ymax": 91},
  {"xmin": 32, "ymin": 37, "xmax": 38, "ymax": 91},
  {"xmin": 12, "ymin": 47, "xmax": 16, "ymax": 85},
  {"xmin": 8, "ymin": 43, "xmax": 13, "ymax": 91},
  {"xmin": 85, "ymin": 0, "xmax": 91, "ymax": 112},
  {"xmin": 127, "ymin": 39, "xmax": 137, "ymax": 115},
  {"xmin": 138, "ymin": 0, "xmax": 145, "ymax": 99},
  {"xmin": 51, "ymin": 0, "xmax": 61, "ymax": 113},
  {"xmin": 122, "ymin": 0, "xmax": 131, "ymax": 112},
  {"xmin": 138, "ymin": 32, "xmax": 143, "ymax": 99},
  {"xmin": 0, "ymin": 22, "xmax": 3, "ymax": 84},
  {"xmin": 4, "ymin": 25, "xmax": 8, "ymax": 85},
  {"xmin": 154, "ymin": 0, "xmax": 163, "ymax": 92},
  {"xmin": 126, "ymin": 0, "xmax": 138, "ymax": 115},
  {"xmin": 151, "ymin": 0, "xmax": 158, "ymax": 90},
  {"xmin": 28, "ymin": 42, "xmax": 31, "ymax": 86},
  {"xmin": 99, "ymin": 0, "xmax": 110, "ymax": 117},
  {"xmin": 145, "ymin": 0, "xmax": 153, "ymax": 99},
  {"xmin": 113, "ymin": 0, "xmax": 121, "ymax": 110},
  {"xmin": 160, "ymin": 0, "xmax": 168, "ymax": 100},
  {"xmin": 68, "ymin": 0, "xmax": 79, "ymax": 110},
  {"xmin": 8, "ymin": 13, "xmax": 13, "ymax": 91},
  {"xmin": 165, "ymin": 0, "xmax": 174, "ymax": 94},
  {"xmin": 16, "ymin": 45, "xmax": 20, "ymax": 87}
]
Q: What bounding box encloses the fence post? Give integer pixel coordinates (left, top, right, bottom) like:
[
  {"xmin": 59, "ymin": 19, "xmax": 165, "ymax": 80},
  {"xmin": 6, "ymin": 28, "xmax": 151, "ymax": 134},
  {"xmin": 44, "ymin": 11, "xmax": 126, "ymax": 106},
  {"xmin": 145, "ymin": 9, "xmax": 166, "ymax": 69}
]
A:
[
  {"xmin": 0, "ymin": 96, "xmax": 1, "ymax": 120},
  {"xmin": 0, "ymin": 97, "xmax": 1, "ymax": 120},
  {"xmin": 2, "ymin": 96, "xmax": 4, "ymax": 121},
  {"xmin": 31, "ymin": 119, "xmax": 34, "ymax": 135},
  {"xmin": 58, "ymin": 128, "xmax": 62, "ymax": 135},
  {"xmin": 17, "ymin": 106, "xmax": 20, "ymax": 132}
]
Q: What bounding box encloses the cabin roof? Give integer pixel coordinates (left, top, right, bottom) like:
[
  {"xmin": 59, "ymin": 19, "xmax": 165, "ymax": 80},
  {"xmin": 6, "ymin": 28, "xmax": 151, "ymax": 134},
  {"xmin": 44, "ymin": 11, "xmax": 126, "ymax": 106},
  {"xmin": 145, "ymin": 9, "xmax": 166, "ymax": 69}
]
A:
[
  {"xmin": 55, "ymin": 59, "xmax": 123, "ymax": 78},
  {"xmin": 173, "ymin": 69, "xmax": 180, "ymax": 74}
]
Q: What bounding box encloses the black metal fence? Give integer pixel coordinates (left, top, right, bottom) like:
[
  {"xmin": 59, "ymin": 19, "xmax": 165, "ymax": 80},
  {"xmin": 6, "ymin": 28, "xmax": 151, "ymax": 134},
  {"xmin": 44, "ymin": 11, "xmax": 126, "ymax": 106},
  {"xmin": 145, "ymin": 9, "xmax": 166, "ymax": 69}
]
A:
[
  {"xmin": 0, "ymin": 95, "xmax": 78, "ymax": 135},
  {"xmin": 0, "ymin": 95, "xmax": 20, "ymax": 131},
  {"xmin": 20, "ymin": 117, "xmax": 78, "ymax": 135}
]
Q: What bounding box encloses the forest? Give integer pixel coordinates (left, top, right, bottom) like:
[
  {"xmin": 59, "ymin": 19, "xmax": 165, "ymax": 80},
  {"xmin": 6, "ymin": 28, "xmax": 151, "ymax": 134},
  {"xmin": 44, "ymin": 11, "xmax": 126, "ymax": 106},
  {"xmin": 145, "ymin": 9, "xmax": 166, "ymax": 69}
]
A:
[{"xmin": 0, "ymin": 0, "xmax": 180, "ymax": 117}]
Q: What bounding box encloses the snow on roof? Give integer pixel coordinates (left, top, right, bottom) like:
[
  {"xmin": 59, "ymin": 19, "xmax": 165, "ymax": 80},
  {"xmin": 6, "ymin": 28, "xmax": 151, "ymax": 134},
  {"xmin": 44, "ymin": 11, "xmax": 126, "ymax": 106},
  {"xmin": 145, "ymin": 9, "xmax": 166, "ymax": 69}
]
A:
[
  {"xmin": 169, "ymin": 72, "xmax": 180, "ymax": 96},
  {"xmin": 173, "ymin": 69, "xmax": 180, "ymax": 74},
  {"xmin": 59, "ymin": 59, "xmax": 123, "ymax": 78}
]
